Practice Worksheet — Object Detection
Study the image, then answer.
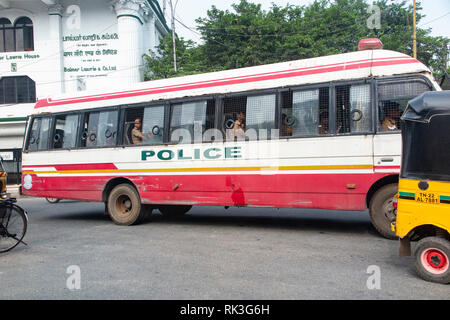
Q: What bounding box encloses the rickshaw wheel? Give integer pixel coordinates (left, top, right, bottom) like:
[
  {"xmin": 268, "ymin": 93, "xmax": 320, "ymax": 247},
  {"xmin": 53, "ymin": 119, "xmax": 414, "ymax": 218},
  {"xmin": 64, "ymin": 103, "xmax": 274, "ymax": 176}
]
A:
[
  {"xmin": 414, "ymin": 237, "xmax": 450, "ymax": 284},
  {"xmin": 369, "ymin": 183, "xmax": 398, "ymax": 240}
]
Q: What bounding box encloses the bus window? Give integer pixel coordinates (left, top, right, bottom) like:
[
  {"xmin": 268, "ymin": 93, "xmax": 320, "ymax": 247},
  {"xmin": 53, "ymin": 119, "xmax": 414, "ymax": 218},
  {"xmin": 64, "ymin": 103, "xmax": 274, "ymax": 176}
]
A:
[
  {"xmin": 124, "ymin": 105, "xmax": 165, "ymax": 145},
  {"xmin": 280, "ymin": 91, "xmax": 293, "ymax": 136},
  {"xmin": 142, "ymin": 105, "xmax": 165, "ymax": 145},
  {"xmin": 293, "ymin": 89, "xmax": 319, "ymax": 136},
  {"xmin": 53, "ymin": 114, "xmax": 79, "ymax": 149},
  {"xmin": 377, "ymin": 79, "xmax": 431, "ymax": 132},
  {"xmin": 223, "ymin": 94, "xmax": 275, "ymax": 141},
  {"xmin": 26, "ymin": 117, "xmax": 51, "ymax": 151},
  {"xmin": 335, "ymin": 84, "xmax": 371, "ymax": 134},
  {"xmin": 170, "ymin": 99, "xmax": 215, "ymax": 144},
  {"xmin": 81, "ymin": 110, "xmax": 118, "ymax": 148},
  {"xmin": 281, "ymin": 87, "xmax": 328, "ymax": 137},
  {"xmin": 335, "ymin": 85, "xmax": 350, "ymax": 134},
  {"xmin": 38, "ymin": 117, "xmax": 51, "ymax": 150},
  {"xmin": 350, "ymin": 84, "xmax": 371, "ymax": 133},
  {"xmin": 246, "ymin": 94, "xmax": 275, "ymax": 139},
  {"xmin": 123, "ymin": 108, "xmax": 144, "ymax": 145},
  {"xmin": 223, "ymin": 96, "xmax": 247, "ymax": 141}
]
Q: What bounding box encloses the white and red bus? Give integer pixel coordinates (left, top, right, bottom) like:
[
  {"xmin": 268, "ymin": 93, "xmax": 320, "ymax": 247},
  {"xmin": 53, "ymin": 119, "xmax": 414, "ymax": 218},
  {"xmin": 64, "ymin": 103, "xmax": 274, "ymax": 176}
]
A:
[{"xmin": 21, "ymin": 39, "xmax": 440, "ymax": 238}]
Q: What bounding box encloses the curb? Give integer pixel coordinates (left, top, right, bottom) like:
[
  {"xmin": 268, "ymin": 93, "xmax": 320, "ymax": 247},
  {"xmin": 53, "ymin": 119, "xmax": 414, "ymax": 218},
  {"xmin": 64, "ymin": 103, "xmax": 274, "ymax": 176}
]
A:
[
  {"xmin": 6, "ymin": 185, "xmax": 48, "ymax": 200},
  {"xmin": 5, "ymin": 185, "xmax": 27, "ymax": 199}
]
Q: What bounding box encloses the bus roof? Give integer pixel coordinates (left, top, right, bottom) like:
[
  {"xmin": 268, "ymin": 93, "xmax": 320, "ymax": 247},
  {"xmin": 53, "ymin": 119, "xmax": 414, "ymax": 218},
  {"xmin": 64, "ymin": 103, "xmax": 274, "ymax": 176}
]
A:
[{"xmin": 34, "ymin": 49, "xmax": 432, "ymax": 114}]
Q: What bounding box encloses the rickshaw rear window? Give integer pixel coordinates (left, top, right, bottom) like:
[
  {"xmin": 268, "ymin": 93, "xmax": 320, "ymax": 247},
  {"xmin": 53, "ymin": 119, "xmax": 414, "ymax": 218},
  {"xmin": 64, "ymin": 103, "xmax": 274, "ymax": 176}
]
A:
[{"xmin": 401, "ymin": 115, "xmax": 450, "ymax": 181}]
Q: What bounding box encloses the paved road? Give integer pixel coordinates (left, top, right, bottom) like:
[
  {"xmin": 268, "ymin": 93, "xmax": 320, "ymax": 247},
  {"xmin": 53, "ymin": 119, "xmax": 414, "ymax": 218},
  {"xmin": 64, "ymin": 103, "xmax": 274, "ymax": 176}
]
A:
[{"xmin": 0, "ymin": 198, "xmax": 448, "ymax": 300}]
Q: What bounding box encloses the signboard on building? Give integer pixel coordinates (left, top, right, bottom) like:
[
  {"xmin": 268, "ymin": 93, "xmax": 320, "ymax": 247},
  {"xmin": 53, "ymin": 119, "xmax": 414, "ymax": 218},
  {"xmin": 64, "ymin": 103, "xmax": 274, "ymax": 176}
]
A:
[
  {"xmin": 0, "ymin": 152, "xmax": 14, "ymax": 161},
  {"xmin": 61, "ymin": 3, "xmax": 121, "ymax": 90}
]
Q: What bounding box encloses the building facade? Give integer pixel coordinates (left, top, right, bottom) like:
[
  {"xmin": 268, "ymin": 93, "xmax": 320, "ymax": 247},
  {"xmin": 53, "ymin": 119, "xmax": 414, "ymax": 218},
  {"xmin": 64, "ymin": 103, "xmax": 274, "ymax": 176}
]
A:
[{"xmin": 0, "ymin": 0, "xmax": 169, "ymax": 184}]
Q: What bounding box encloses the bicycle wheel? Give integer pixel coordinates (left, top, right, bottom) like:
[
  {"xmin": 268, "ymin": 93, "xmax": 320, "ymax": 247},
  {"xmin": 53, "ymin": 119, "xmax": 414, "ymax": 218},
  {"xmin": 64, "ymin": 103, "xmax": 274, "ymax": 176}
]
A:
[{"xmin": 0, "ymin": 204, "xmax": 27, "ymax": 253}]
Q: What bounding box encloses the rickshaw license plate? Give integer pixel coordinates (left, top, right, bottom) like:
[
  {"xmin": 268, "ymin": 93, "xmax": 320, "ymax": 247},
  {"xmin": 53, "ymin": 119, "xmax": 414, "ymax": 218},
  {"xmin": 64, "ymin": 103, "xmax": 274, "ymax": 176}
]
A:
[{"xmin": 415, "ymin": 192, "xmax": 440, "ymax": 204}]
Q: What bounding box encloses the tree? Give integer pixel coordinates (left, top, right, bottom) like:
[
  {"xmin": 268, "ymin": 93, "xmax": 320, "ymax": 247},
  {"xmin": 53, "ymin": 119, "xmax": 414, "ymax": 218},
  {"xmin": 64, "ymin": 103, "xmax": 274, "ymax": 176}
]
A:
[
  {"xmin": 369, "ymin": 0, "xmax": 449, "ymax": 75},
  {"xmin": 144, "ymin": 0, "xmax": 449, "ymax": 80},
  {"xmin": 143, "ymin": 35, "xmax": 207, "ymax": 80}
]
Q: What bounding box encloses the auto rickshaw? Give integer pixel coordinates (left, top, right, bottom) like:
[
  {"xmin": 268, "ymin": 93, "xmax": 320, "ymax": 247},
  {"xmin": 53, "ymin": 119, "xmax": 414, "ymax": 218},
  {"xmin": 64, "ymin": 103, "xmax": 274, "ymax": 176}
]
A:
[
  {"xmin": 0, "ymin": 157, "xmax": 7, "ymax": 200},
  {"xmin": 392, "ymin": 90, "xmax": 450, "ymax": 284},
  {"xmin": 0, "ymin": 157, "xmax": 28, "ymax": 252}
]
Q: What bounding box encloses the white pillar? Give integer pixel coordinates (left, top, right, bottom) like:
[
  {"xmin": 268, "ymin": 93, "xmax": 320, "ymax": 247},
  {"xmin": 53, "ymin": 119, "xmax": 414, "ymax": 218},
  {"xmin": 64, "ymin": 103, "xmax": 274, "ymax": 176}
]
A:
[
  {"xmin": 111, "ymin": 0, "xmax": 150, "ymax": 85},
  {"xmin": 47, "ymin": 4, "xmax": 65, "ymax": 93}
]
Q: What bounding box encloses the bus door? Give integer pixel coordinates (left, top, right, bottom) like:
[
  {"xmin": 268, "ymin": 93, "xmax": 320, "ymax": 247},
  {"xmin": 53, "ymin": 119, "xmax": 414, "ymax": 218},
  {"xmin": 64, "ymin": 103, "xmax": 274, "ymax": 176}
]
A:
[{"xmin": 373, "ymin": 77, "xmax": 434, "ymax": 173}]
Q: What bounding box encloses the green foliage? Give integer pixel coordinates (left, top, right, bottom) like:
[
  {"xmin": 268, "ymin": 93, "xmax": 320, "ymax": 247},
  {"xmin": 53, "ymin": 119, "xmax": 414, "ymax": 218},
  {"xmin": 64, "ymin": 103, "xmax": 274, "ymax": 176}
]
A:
[
  {"xmin": 440, "ymin": 66, "xmax": 450, "ymax": 90},
  {"xmin": 144, "ymin": 0, "xmax": 449, "ymax": 81},
  {"xmin": 143, "ymin": 35, "xmax": 205, "ymax": 80}
]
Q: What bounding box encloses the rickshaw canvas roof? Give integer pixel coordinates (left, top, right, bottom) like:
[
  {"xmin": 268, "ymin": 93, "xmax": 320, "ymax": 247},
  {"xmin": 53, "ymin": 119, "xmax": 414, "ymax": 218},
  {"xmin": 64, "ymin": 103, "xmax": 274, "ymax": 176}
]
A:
[{"xmin": 402, "ymin": 91, "xmax": 450, "ymax": 123}]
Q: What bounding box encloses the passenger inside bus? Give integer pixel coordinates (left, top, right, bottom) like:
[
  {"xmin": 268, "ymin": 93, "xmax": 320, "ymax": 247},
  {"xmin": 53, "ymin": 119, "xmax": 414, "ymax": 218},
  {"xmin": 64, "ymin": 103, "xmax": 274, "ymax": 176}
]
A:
[
  {"xmin": 130, "ymin": 118, "xmax": 155, "ymax": 144},
  {"xmin": 318, "ymin": 111, "xmax": 329, "ymax": 134},
  {"xmin": 229, "ymin": 111, "xmax": 246, "ymax": 140},
  {"xmin": 381, "ymin": 101, "xmax": 401, "ymax": 131},
  {"xmin": 335, "ymin": 85, "xmax": 350, "ymax": 134},
  {"xmin": 233, "ymin": 112, "xmax": 245, "ymax": 131},
  {"xmin": 131, "ymin": 118, "xmax": 144, "ymax": 144}
]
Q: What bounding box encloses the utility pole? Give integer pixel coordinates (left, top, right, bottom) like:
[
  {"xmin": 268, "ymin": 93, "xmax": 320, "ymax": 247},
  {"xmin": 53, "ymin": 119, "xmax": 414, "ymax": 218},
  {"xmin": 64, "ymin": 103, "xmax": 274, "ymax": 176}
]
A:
[
  {"xmin": 413, "ymin": 0, "xmax": 417, "ymax": 59},
  {"xmin": 169, "ymin": 0, "xmax": 177, "ymax": 73}
]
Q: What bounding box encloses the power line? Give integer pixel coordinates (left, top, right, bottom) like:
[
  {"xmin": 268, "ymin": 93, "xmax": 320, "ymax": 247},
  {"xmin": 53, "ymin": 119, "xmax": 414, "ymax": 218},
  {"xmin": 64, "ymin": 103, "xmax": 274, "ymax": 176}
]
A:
[
  {"xmin": 420, "ymin": 11, "xmax": 450, "ymax": 27},
  {"xmin": 175, "ymin": 15, "xmax": 370, "ymax": 39}
]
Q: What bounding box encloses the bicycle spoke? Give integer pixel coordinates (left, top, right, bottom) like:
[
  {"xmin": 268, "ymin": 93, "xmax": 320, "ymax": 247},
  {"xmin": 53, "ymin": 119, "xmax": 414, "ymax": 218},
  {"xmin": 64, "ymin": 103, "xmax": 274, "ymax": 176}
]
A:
[{"xmin": 7, "ymin": 234, "xmax": 28, "ymax": 246}]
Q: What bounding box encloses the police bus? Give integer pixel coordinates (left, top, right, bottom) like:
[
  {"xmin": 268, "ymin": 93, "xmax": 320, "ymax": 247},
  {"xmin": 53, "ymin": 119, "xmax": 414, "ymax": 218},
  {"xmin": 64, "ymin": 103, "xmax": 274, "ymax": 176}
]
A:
[{"xmin": 21, "ymin": 39, "xmax": 441, "ymax": 238}]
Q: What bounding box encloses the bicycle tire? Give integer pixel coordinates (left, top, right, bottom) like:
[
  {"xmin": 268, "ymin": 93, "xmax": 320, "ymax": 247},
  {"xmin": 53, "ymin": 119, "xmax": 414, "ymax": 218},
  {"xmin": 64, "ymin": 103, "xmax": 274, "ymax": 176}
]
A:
[{"xmin": 0, "ymin": 203, "xmax": 28, "ymax": 253}]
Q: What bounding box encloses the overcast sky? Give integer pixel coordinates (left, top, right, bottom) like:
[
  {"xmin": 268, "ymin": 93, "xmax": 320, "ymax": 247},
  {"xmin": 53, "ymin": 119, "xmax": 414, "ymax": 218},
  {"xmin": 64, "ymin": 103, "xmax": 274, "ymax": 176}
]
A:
[{"xmin": 160, "ymin": 0, "xmax": 450, "ymax": 44}]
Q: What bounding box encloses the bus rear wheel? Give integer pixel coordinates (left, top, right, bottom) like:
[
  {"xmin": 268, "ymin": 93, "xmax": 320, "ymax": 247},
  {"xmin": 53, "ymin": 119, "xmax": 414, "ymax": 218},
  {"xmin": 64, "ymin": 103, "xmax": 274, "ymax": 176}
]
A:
[
  {"xmin": 369, "ymin": 183, "xmax": 398, "ymax": 239},
  {"xmin": 159, "ymin": 205, "xmax": 192, "ymax": 218},
  {"xmin": 107, "ymin": 184, "xmax": 145, "ymax": 226},
  {"xmin": 414, "ymin": 237, "xmax": 450, "ymax": 284}
]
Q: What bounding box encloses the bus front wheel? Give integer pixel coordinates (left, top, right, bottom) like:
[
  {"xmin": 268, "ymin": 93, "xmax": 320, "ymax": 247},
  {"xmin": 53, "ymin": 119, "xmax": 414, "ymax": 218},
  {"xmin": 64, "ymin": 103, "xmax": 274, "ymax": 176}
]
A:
[
  {"xmin": 369, "ymin": 183, "xmax": 398, "ymax": 239},
  {"xmin": 107, "ymin": 184, "xmax": 145, "ymax": 226}
]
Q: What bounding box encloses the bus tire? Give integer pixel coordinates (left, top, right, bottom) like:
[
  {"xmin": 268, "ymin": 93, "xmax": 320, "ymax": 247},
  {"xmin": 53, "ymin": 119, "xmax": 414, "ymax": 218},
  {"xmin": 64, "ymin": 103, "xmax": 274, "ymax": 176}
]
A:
[
  {"xmin": 414, "ymin": 237, "xmax": 450, "ymax": 284},
  {"xmin": 159, "ymin": 205, "xmax": 192, "ymax": 218},
  {"xmin": 369, "ymin": 183, "xmax": 398, "ymax": 239},
  {"xmin": 107, "ymin": 183, "xmax": 145, "ymax": 226},
  {"xmin": 46, "ymin": 197, "xmax": 60, "ymax": 203}
]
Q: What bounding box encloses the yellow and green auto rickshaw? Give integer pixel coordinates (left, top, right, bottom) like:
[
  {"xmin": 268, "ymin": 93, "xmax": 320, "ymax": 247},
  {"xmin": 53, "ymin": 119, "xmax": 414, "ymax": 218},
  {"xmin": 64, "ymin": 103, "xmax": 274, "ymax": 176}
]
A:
[
  {"xmin": 392, "ymin": 91, "xmax": 450, "ymax": 284},
  {"xmin": 0, "ymin": 157, "xmax": 7, "ymax": 200}
]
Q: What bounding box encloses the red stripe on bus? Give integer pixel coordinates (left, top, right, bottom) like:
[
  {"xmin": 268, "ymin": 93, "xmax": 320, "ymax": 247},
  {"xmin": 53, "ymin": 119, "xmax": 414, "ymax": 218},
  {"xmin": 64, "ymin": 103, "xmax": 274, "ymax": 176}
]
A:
[
  {"xmin": 22, "ymin": 163, "xmax": 118, "ymax": 171},
  {"xmin": 34, "ymin": 57, "xmax": 418, "ymax": 109},
  {"xmin": 21, "ymin": 171, "xmax": 397, "ymax": 210},
  {"xmin": 43, "ymin": 56, "xmax": 411, "ymax": 104}
]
